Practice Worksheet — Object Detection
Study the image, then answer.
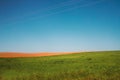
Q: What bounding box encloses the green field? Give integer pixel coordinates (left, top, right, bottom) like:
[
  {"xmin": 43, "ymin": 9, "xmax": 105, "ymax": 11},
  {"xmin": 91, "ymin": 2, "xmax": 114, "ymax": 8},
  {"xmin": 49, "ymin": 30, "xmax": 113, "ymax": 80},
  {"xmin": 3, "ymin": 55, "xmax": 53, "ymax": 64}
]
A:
[{"xmin": 0, "ymin": 51, "xmax": 120, "ymax": 80}]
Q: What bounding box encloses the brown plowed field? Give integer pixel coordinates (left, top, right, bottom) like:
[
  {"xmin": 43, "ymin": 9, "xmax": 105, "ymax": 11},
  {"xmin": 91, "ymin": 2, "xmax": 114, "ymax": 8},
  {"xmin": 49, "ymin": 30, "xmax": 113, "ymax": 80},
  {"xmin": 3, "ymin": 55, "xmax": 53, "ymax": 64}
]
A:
[{"xmin": 0, "ymin": 52, "xmax": 76, "ymax": 58}]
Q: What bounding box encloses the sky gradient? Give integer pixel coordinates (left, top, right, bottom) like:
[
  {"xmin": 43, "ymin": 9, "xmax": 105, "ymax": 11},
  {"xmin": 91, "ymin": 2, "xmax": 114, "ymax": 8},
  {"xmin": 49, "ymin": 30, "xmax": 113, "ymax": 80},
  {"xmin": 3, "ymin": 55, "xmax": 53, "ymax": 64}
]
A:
[{"xmin": 0, "ymin": 0, "xmax": 120, "ymax": 52}]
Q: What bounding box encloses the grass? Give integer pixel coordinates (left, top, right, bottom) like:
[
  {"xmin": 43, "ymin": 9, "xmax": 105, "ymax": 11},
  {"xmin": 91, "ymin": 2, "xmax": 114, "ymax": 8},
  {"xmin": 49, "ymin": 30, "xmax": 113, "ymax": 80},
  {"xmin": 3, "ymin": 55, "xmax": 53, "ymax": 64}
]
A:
[{"xmin": 0, "ymin": 51, "xmax": 120, "ymax": 80}]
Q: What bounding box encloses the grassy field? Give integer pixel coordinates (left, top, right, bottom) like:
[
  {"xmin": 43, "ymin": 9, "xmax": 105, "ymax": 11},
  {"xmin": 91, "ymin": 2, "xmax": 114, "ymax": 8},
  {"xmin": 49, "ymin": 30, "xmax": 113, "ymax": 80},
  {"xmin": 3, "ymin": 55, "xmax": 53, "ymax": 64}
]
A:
[{"xmin": 0, "ymin": 51, "xmax": 120, "ymax": 80}]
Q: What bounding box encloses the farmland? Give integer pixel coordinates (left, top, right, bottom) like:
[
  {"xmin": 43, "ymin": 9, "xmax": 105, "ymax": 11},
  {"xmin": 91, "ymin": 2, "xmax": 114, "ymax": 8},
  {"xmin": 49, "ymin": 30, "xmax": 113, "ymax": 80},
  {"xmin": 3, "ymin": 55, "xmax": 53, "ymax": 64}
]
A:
[{"xmin": 0, "ymin": 51, "xmax": 120, "ymax": 80}]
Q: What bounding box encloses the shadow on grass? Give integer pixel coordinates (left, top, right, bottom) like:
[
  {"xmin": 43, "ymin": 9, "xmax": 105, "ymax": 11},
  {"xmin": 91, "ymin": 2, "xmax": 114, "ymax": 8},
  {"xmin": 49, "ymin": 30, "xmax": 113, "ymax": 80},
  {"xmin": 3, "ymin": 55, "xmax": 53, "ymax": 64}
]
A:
[{"xmin": 0, "ymin": 58, "xmax": 22, "ymax": 80}]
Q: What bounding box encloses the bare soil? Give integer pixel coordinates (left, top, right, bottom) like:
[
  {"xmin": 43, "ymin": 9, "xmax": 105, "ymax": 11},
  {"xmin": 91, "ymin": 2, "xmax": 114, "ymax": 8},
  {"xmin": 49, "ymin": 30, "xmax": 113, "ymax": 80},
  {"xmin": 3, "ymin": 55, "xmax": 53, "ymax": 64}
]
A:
[{"xmin": 0, "ymin": 52, "xmax": 76, "ymax": 58}]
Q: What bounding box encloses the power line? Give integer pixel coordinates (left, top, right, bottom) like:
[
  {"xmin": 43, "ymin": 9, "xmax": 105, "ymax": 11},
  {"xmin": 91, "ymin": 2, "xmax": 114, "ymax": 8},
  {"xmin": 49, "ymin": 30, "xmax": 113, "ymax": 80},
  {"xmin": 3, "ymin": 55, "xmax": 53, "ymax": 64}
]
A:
[
  {"xmin": 1, "ymin": 0, "xmax": 83, "ymax": 22},
  {"xmin": 1, "ymin": 0, "xmax": 106, "ymax": 26}
]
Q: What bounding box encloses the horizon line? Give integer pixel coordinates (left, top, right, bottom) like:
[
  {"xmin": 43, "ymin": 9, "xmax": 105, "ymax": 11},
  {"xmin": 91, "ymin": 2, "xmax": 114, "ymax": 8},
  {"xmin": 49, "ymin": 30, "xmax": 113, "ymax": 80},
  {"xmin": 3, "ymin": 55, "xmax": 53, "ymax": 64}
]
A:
[{"xmin": 0, "ymin": 50, "xmax": 120, "ymax": 54}]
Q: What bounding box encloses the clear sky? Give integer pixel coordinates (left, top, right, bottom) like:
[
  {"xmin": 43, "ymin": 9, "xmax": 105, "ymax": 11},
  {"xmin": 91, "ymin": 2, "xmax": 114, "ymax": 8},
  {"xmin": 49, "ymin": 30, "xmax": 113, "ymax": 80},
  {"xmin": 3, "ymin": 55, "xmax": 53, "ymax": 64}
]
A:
[{"xmin": 0, "ymin": 0, "xmax": 120, "ymax": 52}]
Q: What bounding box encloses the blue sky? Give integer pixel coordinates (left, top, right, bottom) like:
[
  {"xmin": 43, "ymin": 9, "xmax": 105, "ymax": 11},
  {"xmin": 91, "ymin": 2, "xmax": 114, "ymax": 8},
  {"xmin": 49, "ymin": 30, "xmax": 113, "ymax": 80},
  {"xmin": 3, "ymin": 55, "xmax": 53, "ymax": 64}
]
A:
[{"xmin": 0, "ymin": 0, "xmax": 120, "ymax": 52}]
